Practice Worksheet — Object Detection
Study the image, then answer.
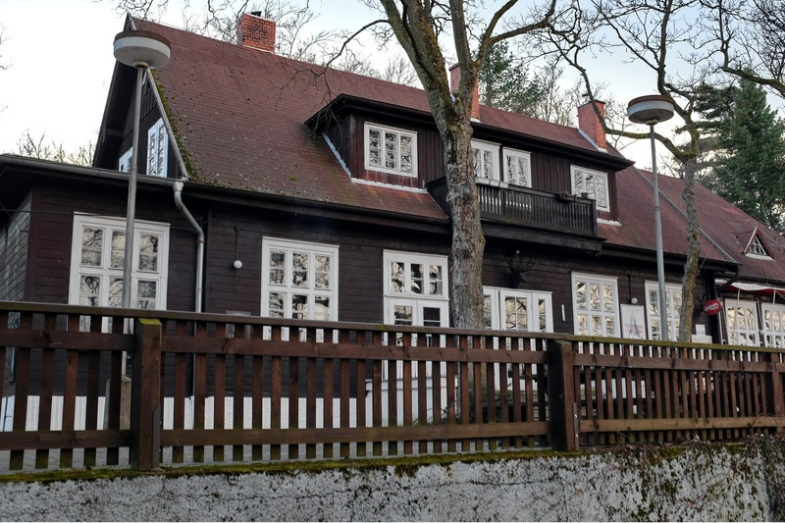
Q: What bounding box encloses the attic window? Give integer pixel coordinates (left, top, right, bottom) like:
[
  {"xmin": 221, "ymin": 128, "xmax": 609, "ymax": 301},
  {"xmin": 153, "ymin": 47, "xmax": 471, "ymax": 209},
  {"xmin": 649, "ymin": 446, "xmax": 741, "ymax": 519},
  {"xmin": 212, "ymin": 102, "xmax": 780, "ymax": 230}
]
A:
[
  {"xmin": 365, "ymin": 123, "xmax": 417, "ymax": 177},
  {"xmin": 146, "ymin": 118, "xmax": 168, "ymax": 177},
  {"xmin": 745, "ymin": 231, "xmax": 772, "ymax": 259},
  {"xmin": 571, "ymin": 166, "xmax": 609, "ymax": 212},
  {"xmin": 118, "ymin": 148, "xmax": 132, "ymax": 172}
]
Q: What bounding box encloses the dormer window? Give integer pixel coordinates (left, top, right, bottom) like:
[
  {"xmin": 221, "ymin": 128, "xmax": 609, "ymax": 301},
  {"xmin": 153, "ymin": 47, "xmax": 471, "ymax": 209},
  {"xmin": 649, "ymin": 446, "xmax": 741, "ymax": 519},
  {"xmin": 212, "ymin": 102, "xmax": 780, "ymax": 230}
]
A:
[
  {"xmin": 472, "ymin": 140, "xmax": 500, "ymax": 181},
  {"xmin": 745, "ymin": 229, "xmax": 772, "ymax": 259},
  {"xmin": 147, "ymin": 118, "xmax": 168, "ymax": 177},
  {"xmin": 365, "ymin": 123, "xmax": 417, "ymax": 177},
  {"xmin": 504, "ymin": 148, "xmax": 532, "ymax": 187},
  {"xmin": 571, "ymin": 166, "xmax": 609, "ymax": 212}
]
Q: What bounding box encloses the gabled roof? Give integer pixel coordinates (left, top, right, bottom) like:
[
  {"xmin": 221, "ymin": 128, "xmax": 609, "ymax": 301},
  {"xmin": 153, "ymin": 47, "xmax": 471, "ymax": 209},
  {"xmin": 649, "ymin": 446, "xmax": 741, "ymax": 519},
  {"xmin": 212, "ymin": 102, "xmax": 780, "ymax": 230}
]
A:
[
  {"xmin": 598, "ymin": 167, "xmax": 733, "ymax": 265},
  {"xmin": 647, "ymin": 170, "xmax": 785, "ymax": 284},
  {"xmin": 102, "ymin": 19, "xmax": 622, "ymax": 220}
]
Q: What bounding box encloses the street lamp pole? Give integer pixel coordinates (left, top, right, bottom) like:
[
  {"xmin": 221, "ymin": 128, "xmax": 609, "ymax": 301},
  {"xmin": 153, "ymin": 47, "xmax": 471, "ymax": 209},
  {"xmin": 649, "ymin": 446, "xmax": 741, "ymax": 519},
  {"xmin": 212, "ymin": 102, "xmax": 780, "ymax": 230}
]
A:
[
  {"xmin": 628, "ymin": 95, "xmax": 675, "ymax": 342},
  {"xmin": 113, "ymin": 31, "xmax": 171, "ymax": 309}
]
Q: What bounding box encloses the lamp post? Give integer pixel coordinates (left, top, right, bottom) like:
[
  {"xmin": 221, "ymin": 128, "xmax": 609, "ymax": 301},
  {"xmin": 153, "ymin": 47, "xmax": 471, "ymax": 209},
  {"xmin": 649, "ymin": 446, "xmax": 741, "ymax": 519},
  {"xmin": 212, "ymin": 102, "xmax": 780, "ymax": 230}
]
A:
[
  {"xmin": 627, "ymin": 95, "xmax": 675, "ymax": 341},
  {"xmin": 113, "ymin": 31, "xmax": 171, "ymax": 309}
]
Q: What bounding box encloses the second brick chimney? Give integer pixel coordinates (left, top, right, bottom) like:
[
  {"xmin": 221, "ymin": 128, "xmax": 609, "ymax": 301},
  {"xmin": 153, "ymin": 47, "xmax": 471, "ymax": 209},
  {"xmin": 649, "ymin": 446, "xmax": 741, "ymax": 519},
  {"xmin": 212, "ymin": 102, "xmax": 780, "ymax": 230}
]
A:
[
  {"xmin": 577, "ymin": 100, "xmax": 607, "ymax": 150},
  {"xmin": 449, "ymin": 64, "xmax": 480, "ymax": 120},
  {"xmin": 237, "ymin": 12, "xmax": 276, "ymax": 53}
]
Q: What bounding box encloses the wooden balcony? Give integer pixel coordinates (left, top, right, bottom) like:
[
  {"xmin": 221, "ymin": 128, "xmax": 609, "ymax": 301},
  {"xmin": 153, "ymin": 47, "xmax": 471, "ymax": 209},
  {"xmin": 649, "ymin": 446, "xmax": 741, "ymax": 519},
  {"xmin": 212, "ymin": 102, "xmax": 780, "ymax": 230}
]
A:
[{"xmin": 428, "ymin": 178, "xmax": 598, "ymax": 237}]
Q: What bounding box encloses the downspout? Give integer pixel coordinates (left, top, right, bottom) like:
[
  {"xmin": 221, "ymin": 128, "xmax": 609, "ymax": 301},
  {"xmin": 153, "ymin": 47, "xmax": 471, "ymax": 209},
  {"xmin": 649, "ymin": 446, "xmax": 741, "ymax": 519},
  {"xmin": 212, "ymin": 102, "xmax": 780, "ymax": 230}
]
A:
[{"xmin": 173, "ymin": 180, "xmax": 204, "ymax": 313}]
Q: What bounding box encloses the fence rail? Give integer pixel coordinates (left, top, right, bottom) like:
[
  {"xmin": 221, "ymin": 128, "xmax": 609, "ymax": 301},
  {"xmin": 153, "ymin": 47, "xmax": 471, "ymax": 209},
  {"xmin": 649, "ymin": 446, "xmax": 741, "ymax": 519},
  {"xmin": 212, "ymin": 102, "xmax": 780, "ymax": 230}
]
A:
[{"xmin": 0, "ymin": 301, "xmax": 783, "ymax": 472}]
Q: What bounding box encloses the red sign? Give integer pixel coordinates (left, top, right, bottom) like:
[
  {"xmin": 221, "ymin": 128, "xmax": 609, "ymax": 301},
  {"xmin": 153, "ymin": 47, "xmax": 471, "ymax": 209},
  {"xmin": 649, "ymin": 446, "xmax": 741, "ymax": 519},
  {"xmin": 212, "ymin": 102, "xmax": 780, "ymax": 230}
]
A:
[{"xmin": 703, "ymin": 299, "xmax": 722, "ymax": 315}]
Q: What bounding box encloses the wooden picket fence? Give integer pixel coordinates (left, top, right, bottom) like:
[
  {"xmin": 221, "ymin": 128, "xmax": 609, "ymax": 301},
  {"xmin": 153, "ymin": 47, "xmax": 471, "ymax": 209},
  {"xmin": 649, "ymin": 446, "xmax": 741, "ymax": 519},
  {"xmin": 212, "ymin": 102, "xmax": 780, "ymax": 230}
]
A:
[{"xmin": 0, "ymin": 301, "xmax": 782, "ymax": 472}]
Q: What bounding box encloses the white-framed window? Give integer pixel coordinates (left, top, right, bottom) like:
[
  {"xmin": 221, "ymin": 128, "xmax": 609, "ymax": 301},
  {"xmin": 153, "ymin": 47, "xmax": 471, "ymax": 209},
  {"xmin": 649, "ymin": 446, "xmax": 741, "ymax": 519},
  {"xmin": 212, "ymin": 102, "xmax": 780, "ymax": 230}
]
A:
[
  {"xmin": 118, "ymin": 148, "xmax": 133, "ymax": 172},
  {"xmin": 383, "ymin": 250, "xmax": 449, "ymax": 325},
  {"xmin": 472, "ymin": 140, "xmax": 500, "ymax": 181},
  {"xmin": 644, "ymin": 282, "xmax": 683, "ymax": 340},
  {"xmin": 571, "ymin": 166, "xmax": 609, "ymax": 212},
  {"xmin": 364, "ymin": 123, "xmax": 417, "ymax": 177},
  {"xmin": 503, "ymin": 148, "xmax": 532, "ymax": 187},
  {"xmin": 69, "ymin": 214, "xmax": 170, "ymax": 310},
  {"xmin": 762, "ymin": 303, "xmax": 785, "ymax": 348},
  {"xmin": 261, "ymin": 238, "xmax": 338, "ymax": 321},
  {"xmin": 572, "ymin": 272, "xmax": 620, "ymax": 337},
  {"xmin": 725, "ymin": 300, "xmax": 759, "ymax": 346},
  {"xmin": 146, "ymin": 118, "xmax": 168, "ymax": 177},
  {"xmin": 483, "ymin": 287, "xmax": 553, "ymax": 332}
]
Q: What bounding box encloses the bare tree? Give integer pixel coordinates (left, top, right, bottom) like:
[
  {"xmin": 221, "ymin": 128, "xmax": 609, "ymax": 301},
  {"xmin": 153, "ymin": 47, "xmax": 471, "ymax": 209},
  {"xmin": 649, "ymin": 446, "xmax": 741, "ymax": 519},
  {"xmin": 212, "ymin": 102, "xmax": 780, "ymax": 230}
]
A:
[
  {"xmin": 708, "ymin": 0, "xmax": 785, "ymax": 98},
  {"xmin": 538, "ymin": 0, "xmax": 719, "ymax": 342},
  {"xmin": 13, "ymin": 131, "xmax": 95, "ymax": 166}
]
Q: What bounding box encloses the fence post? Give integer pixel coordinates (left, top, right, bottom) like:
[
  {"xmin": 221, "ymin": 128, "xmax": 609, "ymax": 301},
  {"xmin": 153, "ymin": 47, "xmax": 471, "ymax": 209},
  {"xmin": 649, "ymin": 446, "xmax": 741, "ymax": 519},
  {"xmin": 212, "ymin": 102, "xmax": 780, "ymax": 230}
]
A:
[
  {"xmin": 548, "ymin": 339, "xmax": 579, "ymax": 451},
  {"xmin": 131, "ymin": 318, "xmax": 162, "ymax": 470},
  {"xmin": 766, "ymin": 351, "xmax": 785, "ymax": 435}
]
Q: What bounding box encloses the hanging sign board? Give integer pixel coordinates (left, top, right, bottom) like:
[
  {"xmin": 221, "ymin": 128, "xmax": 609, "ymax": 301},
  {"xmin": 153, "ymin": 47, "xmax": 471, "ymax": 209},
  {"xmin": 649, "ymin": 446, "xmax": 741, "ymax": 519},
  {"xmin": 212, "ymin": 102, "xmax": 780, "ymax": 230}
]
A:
[
  {"xmin": 703, "ymin": 299, "xmax": 722, "ymax": 315},
  {"xmin": 621, "ymin": 304, "xmax": 646, "ymax": 339}
]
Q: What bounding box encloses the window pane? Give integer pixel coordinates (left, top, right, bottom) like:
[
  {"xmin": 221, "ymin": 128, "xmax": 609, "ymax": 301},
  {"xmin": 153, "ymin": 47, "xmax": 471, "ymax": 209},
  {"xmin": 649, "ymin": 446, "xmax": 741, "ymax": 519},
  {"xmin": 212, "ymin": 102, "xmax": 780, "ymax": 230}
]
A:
[
  {"xmin": 269, "ymin": 250, "xmax": 286, "ymax": 285},
  {"xmin": 79, "ymin": 275, "xmax": 101, "ymax": 306},
  {"xmin": 603, "ymin": 284, "xmax": 615, "ymax": 312},
  {"xmin": 292, "ymin": 252, "xmax": 309, "ymax": 287},
  {"xmin": 577, "ymin": 314, "xmax": 588, "ymax": 335},
  {"xmin": 315, "ymin": 255, "xmax": 331, "ymax": 290},
  {"xmin": 394, "ymin": 305, "xmax": 413, "ymax": 326},
  {"xmin": 483, "ymin": 295, "xmax": 492, "ymax": 329},
  {"xmin": 573, "ymin": 172, "xmax": 583, "ymax": 193},
  {"xmin": 591, "ymin": 315, "xmax": 602, "ymax": 335},
  {"xmin": 137, "ymin": 280, "xmax": 157, "ymax": 309},
  {"xmin": 410, "ymin": 263, "xmax": 424, "ymax": 294},
  {"xmin": 109, "ymin": 277, "xmax": 123, "ymax": 308},
  {"xmin": 314, "ymin": 296, "xmax": 330, "ymax": 321},
  {"xmin": 384, "ymin": 132, "xmax": 397, "ymax": 169},
  {"xmin": 590, "ymin": 283, "xmax": 601, "ymax": 311},
  {"xmin": 472, "ymin": 148, "xmax": 481, "ymax": 177},
  {"xmin": 291, "ymin": 294, "xmax": 308, "ymax": 319},
  {"xmin": 111, "ymin": 230, "xmax": 125, "ymax": 269},
  {"xmin": 81, "ymin": 228, "xmax": 104, "ymax": 267},
  {"xmin": 138, "ymin": 234, "xmax": 159, "ymax": 272},
  {"xmin": 538, "ymin": 299, "xmax": 547, "ymax": 332},
  {"xmin": 391, "ymin": 261, "xmax": 405, "ymax": 293},
  {"xmin": 596, "ymin": 175, "xmax": 607, "ymax": 208},
  {"xmin": 605, "ymin": 317, "xmax": 615, "ymax": 337},
  {"xmin": 423, "ymin": 307, "xmax": 441, "ymax": 327},
  {"xmin": 368, "ymin": 129, "xmax": 381, "ymax": 167},
  {"xmin": 576, "ymin": 281, "xmax": 587, "ymax": 310},
  {"xmin": 400, "ymin": 135, "xmax": 412, "ymax": 173},
  {"xmin": 268, "ymin": 292, "xmax": 285, "ymax": 318},
  {"xmin": 483, "ymin": 150, "xmax": 494, "ymax": 178},
  {"xmin": 429, "ymin": 264, "xmax": 443, "ymax": 295}
]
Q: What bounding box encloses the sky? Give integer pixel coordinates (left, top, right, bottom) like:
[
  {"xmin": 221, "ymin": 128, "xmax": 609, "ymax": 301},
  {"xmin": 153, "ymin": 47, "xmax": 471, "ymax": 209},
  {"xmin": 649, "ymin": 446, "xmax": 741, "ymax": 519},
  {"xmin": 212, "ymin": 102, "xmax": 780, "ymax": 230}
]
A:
[{"xmin": 0, "ymin": 0, "xmax": 676, "ymax": 166}]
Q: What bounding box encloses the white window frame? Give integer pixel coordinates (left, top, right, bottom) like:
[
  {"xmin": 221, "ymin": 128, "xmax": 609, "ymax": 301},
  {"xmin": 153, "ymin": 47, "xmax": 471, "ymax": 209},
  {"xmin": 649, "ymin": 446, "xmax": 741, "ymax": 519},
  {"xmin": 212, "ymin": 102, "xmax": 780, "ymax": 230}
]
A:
[
  {"xmin": 746, "ymin": 235, "xmax": 772, "ymax": 260},
  {"xmin": 146, "ymin": 118, "xmax": 168, "ymax": 177},
  {"xmin": 725, "ymin": 299, "xmax": 760, "ymax": 346},
  {"xmin": 761, "ymin": 303, "xmax": 785, "ymax": 348},
  {"xmin": 472, "ymin": 139, "xmax": 501, "ymax": 181},
  {"xmin": 503, "ymin": 148, "xmax": 532, "ymax": 188},
  {"xmin": 118, "ymin": 148, "xmax": 133, "ymax": 172},
  {"xmin": 571, "ymin": 166, "xmax": 610, "ymax": 212},
  {"xmin": 644, "ymin": 282, "xmax": 683, "ymax": 341},
  {"xmin": 261, "ymin": 238, "xmax": 339, "ymax": 321},
  {"xmin": 68, "ymin": 214, "xmax": 170, "ymax": 310},
  {"xmin": 483, "ymin": 287, "xmax": 553, "ymax": 332},
  {"xmin": 364, "ymin": 123, "xmax": 418, "ymax": 177},
  {"xmin": 572, "ymin": 272, "xmax": 620, "ymax": 337}
]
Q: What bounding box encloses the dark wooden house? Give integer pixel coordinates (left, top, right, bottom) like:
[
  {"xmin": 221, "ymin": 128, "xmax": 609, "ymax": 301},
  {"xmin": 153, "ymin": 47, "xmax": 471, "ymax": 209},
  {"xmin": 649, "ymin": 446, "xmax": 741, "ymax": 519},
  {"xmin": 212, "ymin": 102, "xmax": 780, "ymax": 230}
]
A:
[{"xmin": 2, "ymin": 12, "xmax": 785, "ymax": 350}]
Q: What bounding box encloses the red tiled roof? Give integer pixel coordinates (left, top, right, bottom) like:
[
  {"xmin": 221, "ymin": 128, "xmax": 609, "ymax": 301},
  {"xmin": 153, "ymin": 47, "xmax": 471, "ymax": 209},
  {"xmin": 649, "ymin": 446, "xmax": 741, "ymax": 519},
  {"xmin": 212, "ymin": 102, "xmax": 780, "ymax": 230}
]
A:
[
  {"xmin": 598, "ymin": 167, "xmax": 731, "ymax": 263},
  {"xmin": 136, "ymin": 19, "xmax": 609, "ymax": 219},
  {"xmin": 654, "ymin": 172, "xmax": 785, "ymax": 283}
]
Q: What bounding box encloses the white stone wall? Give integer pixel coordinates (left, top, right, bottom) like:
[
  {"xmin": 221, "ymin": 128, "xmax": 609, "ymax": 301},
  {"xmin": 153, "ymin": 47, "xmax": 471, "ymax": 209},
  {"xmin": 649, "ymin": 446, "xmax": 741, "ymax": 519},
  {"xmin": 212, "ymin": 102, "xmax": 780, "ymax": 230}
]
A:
[{"xmin": 0, "ymin": 444, "xmax": 780, "ymax": 521}]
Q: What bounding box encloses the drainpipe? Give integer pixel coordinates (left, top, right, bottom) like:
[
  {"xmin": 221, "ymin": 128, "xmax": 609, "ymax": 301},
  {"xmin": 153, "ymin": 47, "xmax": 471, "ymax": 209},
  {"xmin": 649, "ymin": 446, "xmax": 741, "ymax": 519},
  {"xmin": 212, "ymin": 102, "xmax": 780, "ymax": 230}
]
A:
[{"xmin": 173, "ymin": 180, "xmax": 204, "ymax": 313}]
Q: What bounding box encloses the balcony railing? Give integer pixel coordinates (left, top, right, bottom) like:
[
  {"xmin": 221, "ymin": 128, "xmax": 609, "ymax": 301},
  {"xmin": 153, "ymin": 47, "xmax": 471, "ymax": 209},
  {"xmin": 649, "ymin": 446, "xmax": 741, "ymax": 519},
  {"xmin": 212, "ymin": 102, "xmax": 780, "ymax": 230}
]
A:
[{"xmin": 428, "ymin": 178, "xmax": 598, "ymax": 237}]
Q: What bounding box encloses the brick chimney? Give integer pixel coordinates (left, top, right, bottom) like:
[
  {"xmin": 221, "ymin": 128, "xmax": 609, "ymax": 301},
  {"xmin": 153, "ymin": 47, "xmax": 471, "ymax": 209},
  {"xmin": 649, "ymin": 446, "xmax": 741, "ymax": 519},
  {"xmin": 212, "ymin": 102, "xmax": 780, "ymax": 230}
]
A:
[
  {"xmin": 577, "ymin": 100, "xmax": 607, "ymax": 150},
  {"xmin": 449, "ymin": 64, "xmax": 480, "ymax": 120},
  {"xmin": 237, "ymin": 12, "xmax": 276, "ymax": 53}
]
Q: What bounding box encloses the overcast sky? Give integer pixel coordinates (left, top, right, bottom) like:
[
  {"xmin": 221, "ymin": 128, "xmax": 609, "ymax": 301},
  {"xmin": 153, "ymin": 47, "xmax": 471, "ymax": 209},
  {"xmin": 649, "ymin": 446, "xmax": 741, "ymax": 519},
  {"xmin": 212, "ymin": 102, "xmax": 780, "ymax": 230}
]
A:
[{"xmin": 1, "ymin": 0, "xmax": 674, "ymax": 166}]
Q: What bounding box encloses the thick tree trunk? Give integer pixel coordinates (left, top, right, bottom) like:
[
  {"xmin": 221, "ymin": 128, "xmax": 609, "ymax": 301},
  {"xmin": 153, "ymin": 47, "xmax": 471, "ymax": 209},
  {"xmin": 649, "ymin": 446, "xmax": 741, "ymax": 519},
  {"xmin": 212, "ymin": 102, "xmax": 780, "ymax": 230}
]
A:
[
  {"xmin": 440, "ymin": 120, "xmax": 486, "ymax": 329},
  {"xmin": 679, "ymin": 159, "xmax": 701, "ymax": 342}
]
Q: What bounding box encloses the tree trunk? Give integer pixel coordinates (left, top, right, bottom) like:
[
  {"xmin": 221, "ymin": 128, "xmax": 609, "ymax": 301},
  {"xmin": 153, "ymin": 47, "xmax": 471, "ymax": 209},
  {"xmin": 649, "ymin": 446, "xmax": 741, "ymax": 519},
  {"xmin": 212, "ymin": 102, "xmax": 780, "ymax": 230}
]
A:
[
  {"xmin": 439, "ymin": 119, "xmax": 486, "ymax": 329},
  {"xmin": 679, "ymin": 159, "xmax": 701, "ymax": 342}
]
